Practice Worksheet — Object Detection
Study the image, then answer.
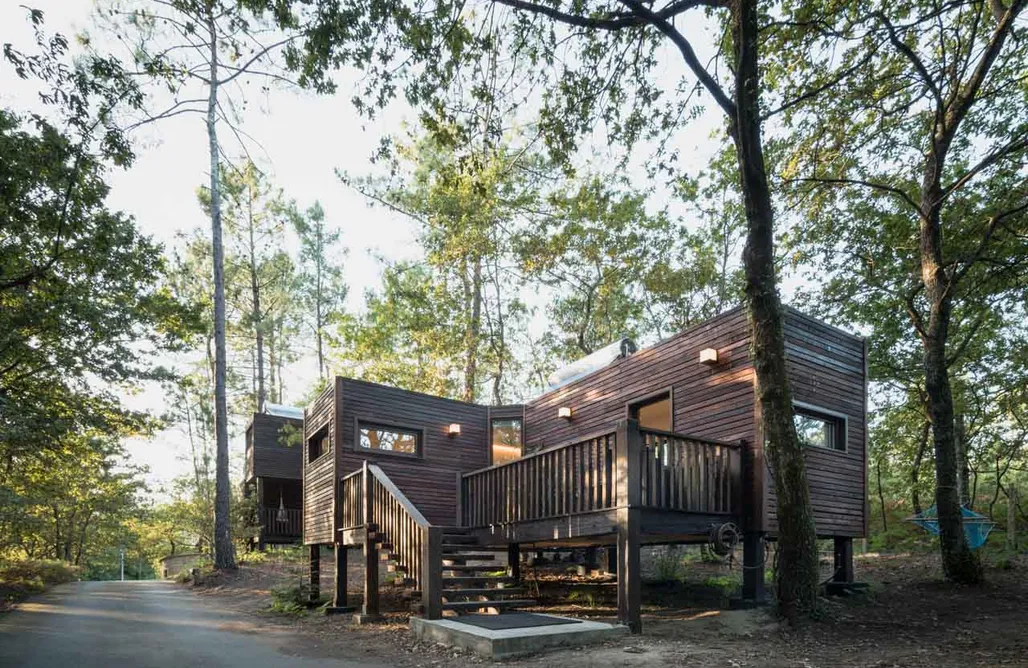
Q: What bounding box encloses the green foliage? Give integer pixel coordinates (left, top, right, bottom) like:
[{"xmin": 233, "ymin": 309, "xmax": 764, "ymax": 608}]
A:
[
  {"xmin": 0, "ymin": 559, "xmax": 80, "ymax": 604},
  {"xmin": 651, "ymin": 550, "xmax": 686, "ymax": 583},
  {"xmin": 268, "ymin": 581, "xmax": 310, "ymax": 616}
]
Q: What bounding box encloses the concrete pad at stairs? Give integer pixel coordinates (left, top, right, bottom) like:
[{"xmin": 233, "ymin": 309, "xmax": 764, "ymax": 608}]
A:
[{"xmin": 409, "ymin": 613, "xmax": 629, "ymax": 660}]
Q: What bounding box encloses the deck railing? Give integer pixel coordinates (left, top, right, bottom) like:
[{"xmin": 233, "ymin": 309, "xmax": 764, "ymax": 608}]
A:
[
  {"xmin": 260, "ymin": 507, "xmax": 302, "ymax": 538},
  {"xmin": 460, "ymin": 420, "xmax": 740, "ymax": 527},
  {"xmin": 638, "ymin": 428, "xmax": 738, "ymax": 514},
  {"xmin": 338, "ymin": 462, "xmax": 442, "ymax": 619},
  {"xmin": 460, "ymin": 431, "xmax": 618, "ymax": 527},
  {"xmin": 340, "ymin": 469, "xmax": 364, "ymax": 530}
]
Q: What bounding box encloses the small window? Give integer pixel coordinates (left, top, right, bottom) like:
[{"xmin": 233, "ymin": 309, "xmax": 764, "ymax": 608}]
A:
[
  {"xmin": 359, "ymin": 423, "xmax": 420, "ymax": 456},
  {"xmin": 794, "ymin": 406, "xmax": 846, "ymax": 451},
  {"xmin": 308, "ymin": 426, "xmax": 331, "ymax": 463},
  {"xmin": 629, "ymin": 392, "xmax": 672, "ymax": 431},
  {"xmin": 491, "ymin": 418, "xmax": 523, "ymax": 465}
]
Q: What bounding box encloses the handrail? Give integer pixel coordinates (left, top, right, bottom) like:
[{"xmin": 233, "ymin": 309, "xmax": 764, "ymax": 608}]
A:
[
  {"xmin": 339, "ymin": 462, "xmax": 443, "ymax": 620},
  {"xmin": 461, "ymin": 427, "xmax": 621, "ymax": 478},
  {"xmin": 461, "ymin": 430, "xmax": 619, "ymax": 527},
  {"xmin": 368, "ymin": 464, "xmax": 430, "ymax": 527},
  {"xmin": 637, "ymin": 427, "xmax": 741, "ymax": 449}
]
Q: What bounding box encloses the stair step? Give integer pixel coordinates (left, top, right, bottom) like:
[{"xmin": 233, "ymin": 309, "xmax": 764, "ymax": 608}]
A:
[
  {"xmin": 443, "ymin": 587, "xmax": 526, "ymax": 597},
  {"xmin": 442, "ymin": 554, "xmax": 499, "ymax": 562},
  {"xmin": 441, "ymin": 535, "xmax": 478, "ymax": 545},
  {"xmin": 443, "ymin": 575, "xmax": 514, "ymax": 585},
  {"xmin": 442, "ymin": 564, "xmax": 508, "ymax": 573},
  {"xmin": 442, "ymin": 599, "xmax": 536, "ymax": 612}
]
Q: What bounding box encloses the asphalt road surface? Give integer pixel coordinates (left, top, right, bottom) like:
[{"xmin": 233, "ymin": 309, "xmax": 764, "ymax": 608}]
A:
[{"xmin": 0, "ymin": 580, "xmax": 388, "ymax": 667}]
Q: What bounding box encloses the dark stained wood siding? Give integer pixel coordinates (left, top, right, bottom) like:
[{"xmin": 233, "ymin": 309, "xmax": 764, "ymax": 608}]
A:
[
  {"xmin": 338, "ymin": 378, "xmax": 491, "ymax": 526},
  {"xmin": 524, "ymin": 306, "xmax": 867, "ymax": 537},
  {"xmin": 524, "ymin": 307, "xmax": 757, "ymax": 451},
  {"xmin": 245, "ymin": 413, "xmax": 303, "ymax": 482},
  {"xmin": 303, "ymin": 380, "xmax": 338, "ymax": 545},
  {"xmin": 761, "ymin": 308, "xmax": 868, "ymax": 538}
]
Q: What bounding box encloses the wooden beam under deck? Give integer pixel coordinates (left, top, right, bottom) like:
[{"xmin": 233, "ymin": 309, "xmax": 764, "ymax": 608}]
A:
[{"xmin": 465, "ymin": 508, "xmax": 737, "ymax": 549}]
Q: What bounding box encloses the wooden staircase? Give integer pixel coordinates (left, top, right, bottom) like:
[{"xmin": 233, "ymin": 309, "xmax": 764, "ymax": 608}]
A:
[
  {"xmin": 343, "ymin": 462, "xmax": 534, "ymax": 619},
  {"xmin": 398, "ymin": 528, "xmax": 534, "ymax": 615}
]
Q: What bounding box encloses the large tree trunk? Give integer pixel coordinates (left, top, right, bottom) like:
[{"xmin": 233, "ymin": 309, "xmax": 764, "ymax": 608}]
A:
[
  {"xmin": 731, "ymin": 0, "xmax": 819, "ymax": 618},
  {"xmin": 919, "ymin": 129, "xmax": 979, "ymax": 583},
  {"xmin": 956, "ymin": 413, "xmax": 970, "ymax": 507},
  {"xmin": 207, "ymin": 15, "xmax": 236, "ymax": 571}
]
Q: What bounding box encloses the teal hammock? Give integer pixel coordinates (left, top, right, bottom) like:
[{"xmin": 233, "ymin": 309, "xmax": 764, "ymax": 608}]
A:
[{"xmin": 907, "ymin": 504, "xmax": 996, "ymax": 550}]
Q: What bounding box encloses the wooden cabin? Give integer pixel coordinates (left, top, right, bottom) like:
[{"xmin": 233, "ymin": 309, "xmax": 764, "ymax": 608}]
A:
[
  {"xmin": 244, "ymin": 407, "xmax": 304, "ymax": 547},
  {"xmin": 303, "ymin": 306, "xmax": 868, "ymax": 630}
]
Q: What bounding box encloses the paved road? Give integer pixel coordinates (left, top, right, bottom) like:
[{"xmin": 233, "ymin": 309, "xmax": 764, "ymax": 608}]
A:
[{"xmin": 0, "ymin": 581, "xmax": 386, "ymax": 667}]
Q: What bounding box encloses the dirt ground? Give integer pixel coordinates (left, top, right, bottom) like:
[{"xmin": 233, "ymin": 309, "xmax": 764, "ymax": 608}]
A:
[{"xmin": 190, "ymin": 551, "xmax": 1028, "ymax": 667}]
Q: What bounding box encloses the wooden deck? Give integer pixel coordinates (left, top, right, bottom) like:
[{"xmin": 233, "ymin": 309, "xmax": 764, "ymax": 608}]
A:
[{"xmin": 329, "ymin": 419, "xmax": 742, "ymax": 632}]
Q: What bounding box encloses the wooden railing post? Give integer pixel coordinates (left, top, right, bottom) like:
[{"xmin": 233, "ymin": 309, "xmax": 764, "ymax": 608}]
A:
[
  {"xmin": 357, "ymin": 461, "xmax": 381, "ymax": 623},
  {"xmin": 615, "ymin": 418, "xmax": 642, "ymax": 633},
  {"xmin": 421, "ymin": 526, "xmax": 442, "ymax": 620},
  {"xmin": 455, "ymin": 472, "xmax": 464, "ymax": 527}
]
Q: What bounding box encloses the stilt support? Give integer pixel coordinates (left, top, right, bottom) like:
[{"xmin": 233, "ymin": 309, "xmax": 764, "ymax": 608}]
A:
[
  {"xmin": 616, "ymin": 507, "xmax": 641, "ymax": 633},
  {"xmin": 308, "ymin": 544, "xmax": 321, "ymax": 604},
  {"xmin": 742, "ymin": 532, "xmax": 766, "ymax": 602}
]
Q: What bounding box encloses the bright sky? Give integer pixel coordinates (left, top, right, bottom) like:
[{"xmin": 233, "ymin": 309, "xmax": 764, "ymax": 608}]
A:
[{"xmin": 1, "ymin": 1, "xmax": 727, "ymax": 494}]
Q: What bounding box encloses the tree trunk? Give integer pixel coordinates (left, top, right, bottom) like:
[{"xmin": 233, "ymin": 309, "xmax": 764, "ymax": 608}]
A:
[
  {"xmin": 248, "ymin": 178, "xmax": 267, "ymax": 413},
  {"xmin": 876, "ymin": 456, "xmax": 888, "ymax": 532},
  {"xmin": 731, "ymin": 0, "xmax": 818, "ymax": 618},
  {"xmin": 911, "ymin": 420, "xmax": 930, "ymax": 515},
  {"xmin": 1008, "ymin": 487, "xmax": 1018, "ymax": 552},
  {"xmin": 919, "ymin": 130, "xmax": 979, "ymax": 583},
  {"xmin": 207, "ymin": 15, "xmax": 236, "ymax": 571},
  {"xmin": 462, "ymin": 256, "xmax": 482, "ymax": 403},
  {"xmin": 956, "ymin": 413, "xmax": 970, "ymax": 508}
]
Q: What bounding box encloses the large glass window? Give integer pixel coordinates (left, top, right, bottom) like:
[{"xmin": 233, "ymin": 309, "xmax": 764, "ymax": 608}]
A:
[
  {"xmin": 359, "ymin": 423, "xmax": 420, "ymax": 455},
  {"xmin": 491, "ymin": 418, "xmax": 523, "ymax": 465},
  {"xmin": 794, "ymin": 407, "xmax": 846, "ymax": 451}
]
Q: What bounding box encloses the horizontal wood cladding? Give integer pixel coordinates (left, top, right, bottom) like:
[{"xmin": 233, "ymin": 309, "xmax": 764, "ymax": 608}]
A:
[
  {"xmin": 303, "ymin": 382, "xmax": 337, "ymax": 544},
  {"xmin": 763, "ymin": 309, "xmax": 868, "ymax": 538},
  {"xmin": 525, "ymin": 307, "xmax": 757, "ymax": 452},
  {"xmin": 338, "ymin": 378, "xmax": 491, "ymax": 526},
  {"xmin": 245, "ymin": 413, "xmax": 303, "ymax": 481}
]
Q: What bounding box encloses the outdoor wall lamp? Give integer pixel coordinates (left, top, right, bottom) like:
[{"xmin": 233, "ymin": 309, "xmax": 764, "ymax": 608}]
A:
[
  {"xmin": 558, "ymin": 406, "xmax": 573, "ymax": 419},
  {"xmin": 699, "ymin": 348, "xmax": 719, "ymax": 365},
  {"xmin": 448, "ymin": 423, "xmax": 462, "ymax": 436}
]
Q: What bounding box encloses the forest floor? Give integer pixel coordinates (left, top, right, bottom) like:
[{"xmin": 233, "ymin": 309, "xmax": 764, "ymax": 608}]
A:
[{"xmin": 188, "ymin": 550, "xmax": 1028, "ymax": 667}]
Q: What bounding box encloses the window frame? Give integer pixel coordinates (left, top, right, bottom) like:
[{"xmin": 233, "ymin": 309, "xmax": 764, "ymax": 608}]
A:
[
  {"xmin": 489, "ymin": 416, "xmax": 524, "ymax": 466},
  {"xmin": 307, "ymin": 425, "xmax": 331, "ymax": 464},
  {"xmin": 793, "ymin": 401, "xmax": 848, "ymax": 453},
  {"xmin": 626, "ymin": 387, "xmax": 675, "ymax": 432},
  {"xmin": 354, "ymin": 420, "xmax": 423, "ymax": 459}
]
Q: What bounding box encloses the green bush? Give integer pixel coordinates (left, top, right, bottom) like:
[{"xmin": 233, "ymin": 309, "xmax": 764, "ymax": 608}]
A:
[
  {"xmin": 652, "ymin": 550, "xmax": 685, "ymax": 583},
  {"xmin": 268, "ymin": 582, "xmax": 310, "ymax": 616},
  {"xmin": 0, "ymin": 559, "xmax": 80, "ymax": 603}
]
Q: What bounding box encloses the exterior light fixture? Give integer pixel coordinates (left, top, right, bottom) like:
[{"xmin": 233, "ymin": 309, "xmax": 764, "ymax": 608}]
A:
[
  {"xmin": 558, "ymin": 406, "xmax": 573, "ymax": 419},
  {"xmin": 448, "ymin": 423, "xmax": 462, "ymax": 436},
  {"xmin": 699, "ymin": 348, "xmax": 719, "ymax": 365}
]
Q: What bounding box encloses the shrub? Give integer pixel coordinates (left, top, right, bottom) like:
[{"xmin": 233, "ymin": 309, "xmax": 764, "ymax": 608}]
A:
[
  {"xmin": 269, "ymin": 582, "xmax": 311, "ymax": 616},
  {"xmin": 0, "ymin": 559, "xmax": 80, "ymax": 604},
  {"xmin": 652, "ymin": 550, "xmax": 685, "ymax": 583}
]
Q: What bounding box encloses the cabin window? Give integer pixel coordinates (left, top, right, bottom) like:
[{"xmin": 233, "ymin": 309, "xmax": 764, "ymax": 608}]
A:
[
  {"xmin": 358, "ymin": 423, "xmax": 420, "ymax": 456},
  {"xmin": 491, "ymin": 418, "xmax": 523, "ymax": 465},
  {"xmin": 794, "ymin": 405, "xmax": 847, "ymax": 451},
  {"xmin": 629, "ymin": 391, "xmax": 672, "ymax": 431},
  {"xmin": 307, "ymin": 426, "xmax": 331, "ymax": 463}
]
